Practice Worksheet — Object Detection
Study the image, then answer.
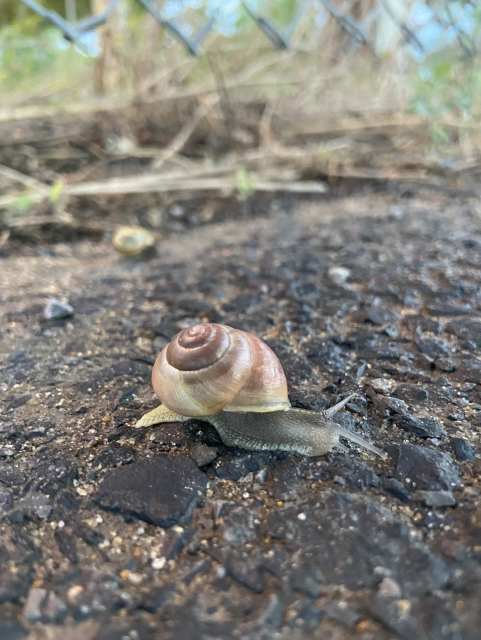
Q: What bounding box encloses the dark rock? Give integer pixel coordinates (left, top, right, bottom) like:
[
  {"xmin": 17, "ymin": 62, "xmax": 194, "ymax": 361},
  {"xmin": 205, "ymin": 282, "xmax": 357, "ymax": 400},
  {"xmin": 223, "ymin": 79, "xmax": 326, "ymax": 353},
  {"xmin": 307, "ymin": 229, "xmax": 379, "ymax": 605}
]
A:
[
  {"xmin": 393, "ymin": 384, "xmax": 429, "ymax": 403},
  {"xmin": 0, "ymin": 486, "xmax": 13, "ymax": 515},
  {"xmin": 44, "ymin": 299, "xmax": 74, "ymax": 319},
  {"xmin": 415, "ymin": 336, "xmax": 451, "ymax": 359},
  {"xmin": 190, "ymin": 443, "xmax": 217, "ymax": 467},
  {"xmin": 214, "ymin": 452, "xmax": 271, "ymax": 481},
  {"xmin": 0, "ymin": 464, "xmax": 26, "ymax": 487},
  {"xmin": 371, "ymin": 394, "xmax": 410, "ymax": 417},
  {"xmin": 402, "ymin": 314, "xmax": 443, "ymax": 334},
  {"xmin": 322, "ymin": 601, "xmax": 360, "ymax": 627},
  {"xmin": 149, "ymin": 422, "xmax": 186, "ymax": 446},
  {"xmin": 93, "ymin": 455, "xmax": 206, "ymax": 528},
  {"xmin": 139, "ymin": 583, "xmax": 176, "ymax": 613},
  {"xmin": 217, "ymin": 506, "xmax": 259, "ymax": 544},
  {"xmin": 290, "ymin": 564, "xmax": 326, "ymax": 597},
  {"xmin": 327, "ymin": 457, "xmax": 380, "ymax": 491},
  {"xmin": 265, "ymin": 494, "xmax": 449, "ymax": 596},
  {"xmin": 0, "ymin": 621, "xmax": 29, "ymax": 640},
  {"xmin": 383, "ymin": 478, "xmax": 411, "ymax": 502},
  {"xmin": 411, "ymin": 490, "xmax": 456, "ymax": 507},
  {"xmin": 371, "ymin": 591, "xmax": 429, "ymax": 640},
  {"xmin": 75, "ymin": 522, "xmax": 105, "ymax": 547},
  {"xmin": 451, "ymin": 437, "xmax": 476, "ymax": 462},
  {"xmin": 8, "ymin": 493, "xmax": 52, "ymax": 522},
  {"xmin": 159, "ymin": 528, "xmax": 195, "ymax": 561},
  {"xmin": 224, "ymin": 552, "xmax": 268, "ymax": 593},
  {"xmin": 0, "ymin": 571, "xmax": 32, "ymax": 604},
  {"xmin": 448, "ymin": 319, "xmax": 481, "ymax": 347},
  {"xmin": 31, "ymin": 459, "xmax": 78, "ymax": 497},
  {"xmin": 427, "ymin": 302, "xmax": 472, "ymax": 317},
  {"xmin": 394, "ymin": 415, "xmax": 447, "ymax": 439},
  {"xmin": 368, "ymin": 303, "xmax": 400, "ymax": 326},
  {"xmin": 56, "ymin": 491, "xmax": 79, "ymax": 510},
  {"xmin": 456, "ymin": 359, "xmax": 481, "ymax": 385},
  {"xmin": 92, "ymin": 444, "xmax": 135, "ymax": 468},
  {"xmin": 7, "ymin": 395, "xmax": 31, "ymax": 409},
  {"xmin": 393, "ymin": 444, "xmax": 462, "ymax": 491},
  {"xmin": 55, "ymin": 530, "xmax": 79, "ymax": 563}
]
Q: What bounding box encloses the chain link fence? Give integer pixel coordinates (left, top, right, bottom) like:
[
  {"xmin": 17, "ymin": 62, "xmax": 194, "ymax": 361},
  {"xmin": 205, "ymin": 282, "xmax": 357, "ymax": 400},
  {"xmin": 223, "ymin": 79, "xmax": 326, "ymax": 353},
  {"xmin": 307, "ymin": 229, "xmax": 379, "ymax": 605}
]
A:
[{"xmin": 12, "ymin": 0, "xmax": 480, "ymax": 60}]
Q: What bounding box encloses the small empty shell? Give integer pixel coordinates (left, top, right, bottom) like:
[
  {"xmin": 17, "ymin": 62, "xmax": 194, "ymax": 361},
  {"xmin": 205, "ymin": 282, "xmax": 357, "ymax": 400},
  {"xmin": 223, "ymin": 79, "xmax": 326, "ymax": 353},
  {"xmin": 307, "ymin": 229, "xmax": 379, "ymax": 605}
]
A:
[{"xmin": 113, "ymin": 226, "xmax": 155, "ymax": 256}]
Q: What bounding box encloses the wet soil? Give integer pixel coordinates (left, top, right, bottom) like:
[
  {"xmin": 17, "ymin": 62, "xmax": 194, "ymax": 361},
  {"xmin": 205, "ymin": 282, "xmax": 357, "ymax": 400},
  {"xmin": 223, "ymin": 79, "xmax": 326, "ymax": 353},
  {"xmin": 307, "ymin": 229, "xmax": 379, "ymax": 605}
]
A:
[{"xmin": 0, "ymin": 186, "xmax": 480, "ymax": 640}]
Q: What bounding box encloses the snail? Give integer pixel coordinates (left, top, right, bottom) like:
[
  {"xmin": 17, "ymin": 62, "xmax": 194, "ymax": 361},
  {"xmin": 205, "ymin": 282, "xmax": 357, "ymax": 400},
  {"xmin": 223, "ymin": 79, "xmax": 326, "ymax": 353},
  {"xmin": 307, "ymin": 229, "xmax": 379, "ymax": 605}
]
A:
[{"xmin": 135, "ymin": 323, "xmax": 386, "ymax": 458}]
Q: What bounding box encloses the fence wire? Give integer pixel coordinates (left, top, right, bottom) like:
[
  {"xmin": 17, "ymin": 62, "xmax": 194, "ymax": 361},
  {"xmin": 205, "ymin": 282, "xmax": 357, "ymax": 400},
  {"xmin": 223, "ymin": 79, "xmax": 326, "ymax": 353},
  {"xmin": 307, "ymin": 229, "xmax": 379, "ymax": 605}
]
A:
[{"xmin": 13, "ymin": 0, "xmax": 480, "ymax": 60}]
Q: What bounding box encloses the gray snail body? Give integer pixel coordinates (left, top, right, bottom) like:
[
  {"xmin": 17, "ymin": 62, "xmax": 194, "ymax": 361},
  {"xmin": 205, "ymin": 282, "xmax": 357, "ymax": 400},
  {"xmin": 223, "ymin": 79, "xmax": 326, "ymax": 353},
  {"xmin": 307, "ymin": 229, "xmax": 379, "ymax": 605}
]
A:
[{"xmin": 135, "ymin": 323, "xmax": 386, "ymax": 459}]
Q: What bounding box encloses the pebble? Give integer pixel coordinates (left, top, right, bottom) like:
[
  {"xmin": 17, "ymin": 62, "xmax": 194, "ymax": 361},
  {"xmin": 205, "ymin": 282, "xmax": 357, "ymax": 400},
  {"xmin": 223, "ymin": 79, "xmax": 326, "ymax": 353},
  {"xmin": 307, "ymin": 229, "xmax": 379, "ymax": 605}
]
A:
[
  {"xmin": 190, "ymin": 443, "xmax": 217, "ymax": 467},
  {"xmin": 327, "ymin": 266, "xmax": 351, "ymax": 285},
  {"xmin": 44, "ymin": 299, "xmax": 74, "ymax": 320},
  {"xmin": 23, "ymin": 587, "xmax": 47, "ymax": 624},
  {"xmin": 42, "ymin": 591, "xmax": 67, "ymax": 623}
]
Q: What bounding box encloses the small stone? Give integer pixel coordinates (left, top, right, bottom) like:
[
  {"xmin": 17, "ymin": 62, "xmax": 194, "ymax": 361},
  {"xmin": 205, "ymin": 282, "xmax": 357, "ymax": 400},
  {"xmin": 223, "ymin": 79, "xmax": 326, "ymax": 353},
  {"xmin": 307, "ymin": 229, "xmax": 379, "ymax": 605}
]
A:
[
  {"xmin": 54, "ymin": 530, "xmax": 79, "ymax": 563},
  {"xmin": 152, "ymin": 557, "xmax": 166, "ymax": 570},
  {"xmin": 368, "ymin": 303, "xmax": 400, "ymax": 326},
  {"xmin": 190, "ymin": 443, "xmax": 217, "ymax": 467},
  {"xmin": 328, "ymin": 266, "xmax": 351, "ymax": 285},
  {"xmin": 378, "ymin": 577, "xmax": 402, "ymax": 598},
  {"xmin": 322, "ymin": 600, "xmax": 360, "ymax": 627},
  {"xmin": 42, "ymin": 591, "xmax": 67, "ymax": 623},
  {"xmin": 451, "ymin": 437, "xmax": 475, "ymax": 462},
  {"xmin": 393, "ymin": 384, "xmax": 429, "ymax": 403},
  {"xmin": 411, "ymin": 490, "xmax": 456, "ymax": 507},
  {"xmin": 394, "ymin": 415, "xmax": 447, "ymax": 439},
  {"xmin": 93, "ymin": 454, "xmax": 206, "ymax": 528},
  {"xmin": 370, "ymin": 378, "xmax": 396, "ymax": 394},
  {"xmin": 44, "ymin": 300, "xmax": 74, "ymax": 320},
  {"xmin": 371, "ymin": 395, "xmax": 409, "ymax": 418},
  {"xmin": 383, "ymin": 478, "xmax": 411, "ymax": 502},
  {"xmin": 218, "ymin": 506, "xmax": 259, "ymax": 544},
  {"xmin": 394, "ymin": 444, "xmax": 461, "ymax": 491},
  {"xmin": 23, "ymin": 588, "xmax": 47, "ymax": 624}
]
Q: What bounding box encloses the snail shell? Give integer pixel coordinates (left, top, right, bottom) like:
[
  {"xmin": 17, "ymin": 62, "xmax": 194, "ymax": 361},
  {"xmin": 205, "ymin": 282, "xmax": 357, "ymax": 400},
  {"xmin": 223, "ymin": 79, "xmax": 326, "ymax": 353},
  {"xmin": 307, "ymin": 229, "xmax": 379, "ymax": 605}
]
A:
[{"xmin": 152, "ymin": 323, "xmax": 290, "ymax": 417}]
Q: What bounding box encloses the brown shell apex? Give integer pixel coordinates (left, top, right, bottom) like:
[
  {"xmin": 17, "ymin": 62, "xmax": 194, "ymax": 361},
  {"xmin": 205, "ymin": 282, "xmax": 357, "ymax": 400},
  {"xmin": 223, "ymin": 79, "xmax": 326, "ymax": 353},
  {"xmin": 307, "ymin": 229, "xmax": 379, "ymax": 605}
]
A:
[{"xmin": 151, "ymin": 323, "xmax": 291, "ymax": 417}]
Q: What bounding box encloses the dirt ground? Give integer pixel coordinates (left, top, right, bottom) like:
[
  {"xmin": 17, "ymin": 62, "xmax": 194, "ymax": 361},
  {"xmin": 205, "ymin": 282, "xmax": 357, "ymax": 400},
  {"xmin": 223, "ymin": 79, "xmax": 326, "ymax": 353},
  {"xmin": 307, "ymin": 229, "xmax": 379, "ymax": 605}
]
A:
[{"xmin": 0, "ymin": 184, "xmax": 480, "ymax": 640}]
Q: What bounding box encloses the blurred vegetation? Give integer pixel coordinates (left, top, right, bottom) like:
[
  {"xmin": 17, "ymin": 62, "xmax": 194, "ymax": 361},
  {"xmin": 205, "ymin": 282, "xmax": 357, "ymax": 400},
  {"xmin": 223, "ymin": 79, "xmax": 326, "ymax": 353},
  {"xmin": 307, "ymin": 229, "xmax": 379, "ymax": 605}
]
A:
[{"xmin": 0, "ymin": 0, "xmax": 480, "ymax": 156}]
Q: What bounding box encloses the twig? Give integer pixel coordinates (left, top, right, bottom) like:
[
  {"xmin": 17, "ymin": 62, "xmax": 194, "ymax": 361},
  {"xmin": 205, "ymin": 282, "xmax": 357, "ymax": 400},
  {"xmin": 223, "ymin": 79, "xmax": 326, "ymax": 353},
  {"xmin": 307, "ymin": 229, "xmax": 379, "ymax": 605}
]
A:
[
  {"xmin": 0, "ymin": 165, "xmax": 50, "ymax": 193},
  {"xmin": 151, "ymin": 95, "xmax": 218, "ymax": 171}
]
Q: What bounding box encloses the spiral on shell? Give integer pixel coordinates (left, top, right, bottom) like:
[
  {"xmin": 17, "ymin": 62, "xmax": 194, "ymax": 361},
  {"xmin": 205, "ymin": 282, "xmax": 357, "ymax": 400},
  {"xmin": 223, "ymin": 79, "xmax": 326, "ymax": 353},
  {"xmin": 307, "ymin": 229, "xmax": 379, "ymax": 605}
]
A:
[{"xmin": 152, "ymin": 323, "xmax": 290, "ymax": 417}]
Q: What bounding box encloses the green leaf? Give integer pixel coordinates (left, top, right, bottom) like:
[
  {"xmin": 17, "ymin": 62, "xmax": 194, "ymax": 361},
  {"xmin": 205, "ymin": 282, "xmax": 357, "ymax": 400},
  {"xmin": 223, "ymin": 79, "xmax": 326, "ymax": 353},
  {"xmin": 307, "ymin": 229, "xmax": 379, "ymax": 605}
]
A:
[
  {"xmin": 12, "ymin": 195, "xmax": 33, "ymax": 212},
  {"xmin": 49, "ymin": 181, "xmax": 63, "ymax": 203}
]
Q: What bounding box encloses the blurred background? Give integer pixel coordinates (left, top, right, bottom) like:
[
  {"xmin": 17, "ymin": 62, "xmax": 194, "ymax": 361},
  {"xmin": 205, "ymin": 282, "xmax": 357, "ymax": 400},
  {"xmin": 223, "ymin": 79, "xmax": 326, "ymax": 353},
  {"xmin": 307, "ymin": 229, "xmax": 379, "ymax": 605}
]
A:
[{"xmin": 0, "ymin": 0, "xmax": 480, "ymax": 251}]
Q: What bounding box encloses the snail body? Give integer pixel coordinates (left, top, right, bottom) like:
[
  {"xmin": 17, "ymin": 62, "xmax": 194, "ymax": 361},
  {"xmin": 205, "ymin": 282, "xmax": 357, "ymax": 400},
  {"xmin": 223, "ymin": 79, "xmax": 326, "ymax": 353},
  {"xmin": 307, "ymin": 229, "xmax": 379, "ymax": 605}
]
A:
[{"xmin": 136, "ymin": 323, "xmax": 385, "ymax": 458}]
